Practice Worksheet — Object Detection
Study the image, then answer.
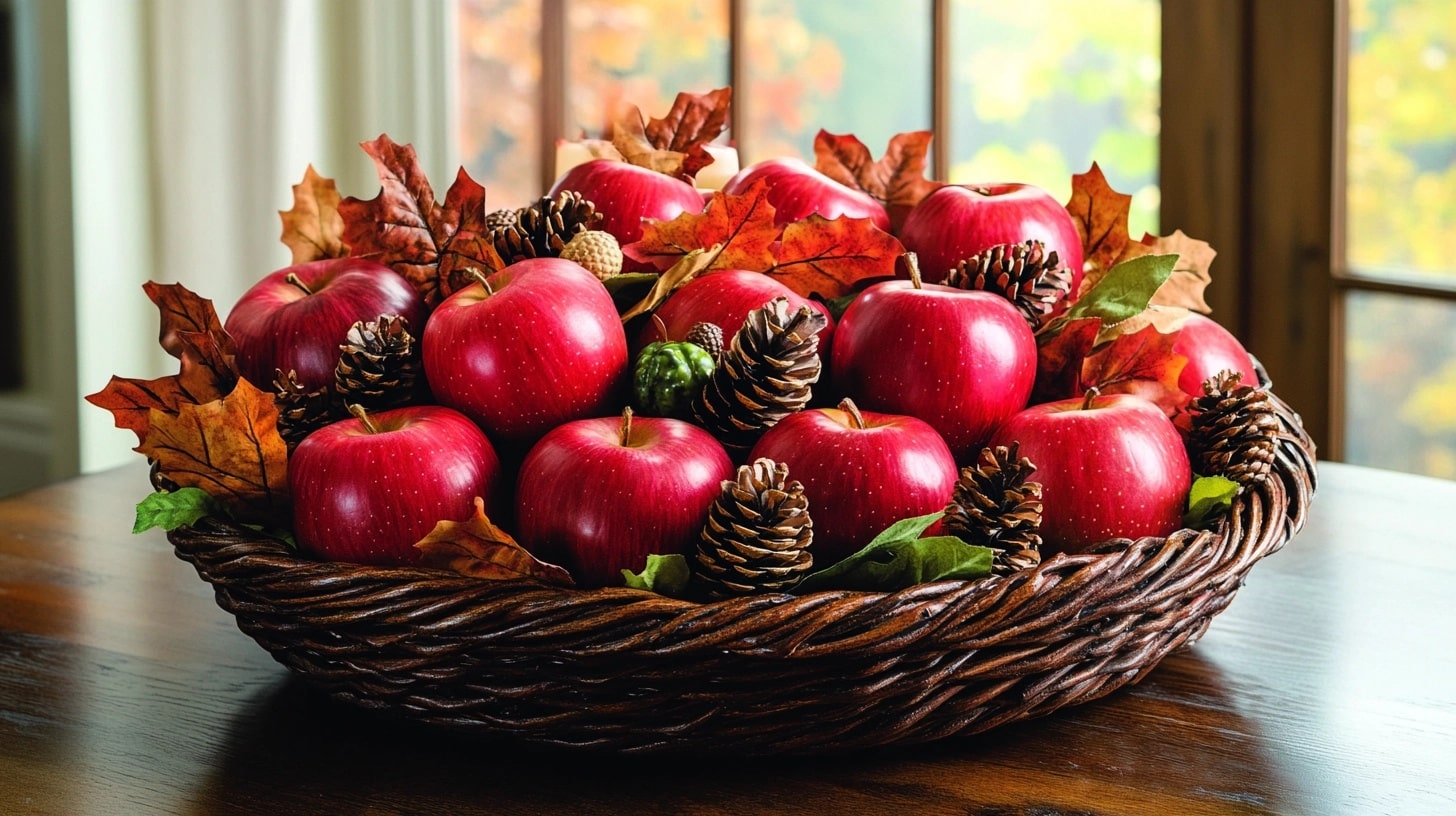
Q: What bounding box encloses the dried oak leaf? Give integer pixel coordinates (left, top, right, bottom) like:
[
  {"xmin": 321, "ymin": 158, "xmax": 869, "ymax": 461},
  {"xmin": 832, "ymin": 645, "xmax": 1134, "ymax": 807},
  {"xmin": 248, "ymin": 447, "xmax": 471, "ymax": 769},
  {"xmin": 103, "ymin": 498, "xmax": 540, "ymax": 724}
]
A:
[
  {"xmin": 137, "ymin": 378, "xmax": 290, "ymax": 525},
  {"xmin": 768, "ymin": 215, "xmax": 905, "ymax": 299},
  {"xmin": 1144, "ymin": 229, "xmax": 1216, "ymax": 314},
  {"xmin": 622, "ymin": 180, "xmax": 779, "ymax": 272},
  {"xmin": 644, "ymin": 87, "xmax": 732, "ymax": 181},
  {"xmin": 1080, "ymin": 322, "xmax": 1190, "ymax": 412},
  {"xmin": 143, "ymin": 281, "xmax": 233, "ymax": 363},
  {"xmin": 1032, "ymin": 316, "xmax": 1102, "ymax": 404},
  {"xmin": 415, "ymin": 496, "xmax": 575, "ymax": 586},
  {"xmin": 813, "ymin": 129, "xmax": 941, "ymax": 232},
  {"xmin": 1066, "ymin": 162, "xmax": 1137, "ymax": 289},
  {"xmin": 338, "ymin": 135, "xmax": 505, "ymax": 307},
  {"xmin": 279, "ymin": 164, "xmax": 346, "ymax": 264}
]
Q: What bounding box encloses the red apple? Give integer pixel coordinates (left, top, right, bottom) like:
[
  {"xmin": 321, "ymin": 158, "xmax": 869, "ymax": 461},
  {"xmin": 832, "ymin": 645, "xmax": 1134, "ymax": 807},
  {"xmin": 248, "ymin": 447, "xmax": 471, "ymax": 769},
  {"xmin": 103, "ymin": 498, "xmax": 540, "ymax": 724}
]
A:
[
  {"xmin": 633, "ymin": 269, "xmax": 836, "ymax": 359},
  {"xmin": 515, "ymin": 410, "xmax": 734, "ymax": 588},
  {"xmin": 748, "ymin": 399, "xmax": 958, "ymax": 566},
  {"xmin": 422, "ymin": 257, "xmax": 628, "ymax": 445},
  {"xmin": 830, "ymin": 272, "xmax": 1036, "ymax": 461},
  {"xmin": 290, "ymin": 405, "xmax": 503, "ymax": 566},
  {"xmin": 548, "ymin": 159, "xmax": 705, "ymax": 252},
  {"xmin": 899, "ymin": 183, "xmax": 1085, "ymax": 295},
  {"xmin": 721, "ymin": 157, "xmax": 891, "ymax": 231},
  {"xmin": 223, "ymin": 257, "xmax": 426, "ymax": 391},
  {"xmin": 989, "ymin": 391, "xmax": 1192, "ymax": 555},
  {"xmin": 1175, "ymin": 313, "xmax": 1258, "ymax": 397}
]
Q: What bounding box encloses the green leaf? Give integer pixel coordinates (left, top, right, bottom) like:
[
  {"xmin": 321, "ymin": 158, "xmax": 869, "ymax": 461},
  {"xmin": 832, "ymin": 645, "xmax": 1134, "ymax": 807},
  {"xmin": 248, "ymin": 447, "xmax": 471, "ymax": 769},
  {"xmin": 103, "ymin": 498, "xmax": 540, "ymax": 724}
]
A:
[
  {"xmin": 1184, "ymin": 475, "xmax": 1240, "ymax": 528},
  {"xmin": 133, "ymin": 487, "xmax": 222, "ymax": 533},
  {"xmin": 810, "ymin": 290, "xmax": 861, "ymax": 322},
  {"xmin": 794, "ymin": 513, "xmax": 994, "ymax": 594},
  {"xmin": 1065, "ymin": 254, "xmax": 1178, "ymax": 326},
  {"xmin": 622, "ymin": 553, "xmax": 692, "ymax": 598}
]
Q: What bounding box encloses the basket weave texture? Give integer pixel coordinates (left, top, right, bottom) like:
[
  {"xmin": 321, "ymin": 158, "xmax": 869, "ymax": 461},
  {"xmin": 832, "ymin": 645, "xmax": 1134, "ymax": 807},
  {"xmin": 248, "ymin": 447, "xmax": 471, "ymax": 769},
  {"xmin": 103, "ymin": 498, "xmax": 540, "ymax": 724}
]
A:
[{"xmin": 168, "ymin": 385, "xmax": 1316, "ymax": 755}]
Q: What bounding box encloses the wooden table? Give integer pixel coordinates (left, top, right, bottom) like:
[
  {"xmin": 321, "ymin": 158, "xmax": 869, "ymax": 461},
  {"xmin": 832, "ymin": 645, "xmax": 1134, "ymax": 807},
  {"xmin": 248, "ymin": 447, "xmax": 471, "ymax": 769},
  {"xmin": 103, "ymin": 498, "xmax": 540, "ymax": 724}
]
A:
[{"xmin": 1, "ymin": 462, "xmax": 1452, "ymax": 815}]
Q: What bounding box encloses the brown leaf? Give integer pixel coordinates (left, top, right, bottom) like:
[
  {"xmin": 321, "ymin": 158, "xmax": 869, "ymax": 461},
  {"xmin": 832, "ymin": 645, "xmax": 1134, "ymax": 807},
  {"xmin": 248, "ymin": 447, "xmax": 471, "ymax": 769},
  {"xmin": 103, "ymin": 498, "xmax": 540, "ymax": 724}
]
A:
[
  {"xmin": 644, "ymin": 87, "xmax": 732, "ymax": 180},
  {"xmin": 279, "ymin": 165, "xmax": 346, "ymax": 264},
  {"xmin": 415, "ymin": 496, "xmax": 575, "ymax": 586},
  {"xmin": 621, "ymin": 181, "xmax": 779, "ymax": 272},
  {"xmin": 813, "ymin": 130, "xmax": 942, "ymax": 232},
  {"xmin": 1066, "ymin": 163, "xmax": 1135, "ymax": 292},
  {"xmin": 1081, "ymin": 322, "xmax": 1189, "ymax": 408},
  {"xmin": 767, "ymin": 215, "xmax": 905, "ymax": 299},
  {"xmin": 138, "ymin": 378, "xmax": 290, "ymax": 525},
  {"xmin": 1096, "ymin": 304, "xmax": 1194, "ymax": 346},
  {"xmin": 338, "ymin": 135, "xmax": 505, "ymax": 306},
  {"xmin": 1032, "ymin": 316, "xmax": 1102, "ymax": 403},
  {"xmin": 619, "ymin": 247, "xmax": 720, "ymax": 323},
  {"xmin": 611, "ymin": 103, "xmax": 689, "ymax": 177},
  {"xmin": 1142, "ymin": 229, "xmax": 1216, "ymax": 314},
  {"xmin": 142, "ymin": 281, "xmax": 232, "ymax": 361}
]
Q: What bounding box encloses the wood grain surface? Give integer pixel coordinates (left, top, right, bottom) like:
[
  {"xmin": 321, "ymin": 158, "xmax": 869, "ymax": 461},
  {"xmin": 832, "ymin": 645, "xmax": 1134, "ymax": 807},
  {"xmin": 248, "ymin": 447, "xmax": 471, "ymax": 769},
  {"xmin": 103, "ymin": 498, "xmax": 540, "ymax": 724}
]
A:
[{"xmin": 1, "ymin": 462, "xmax": 1452, "ymax": 815}]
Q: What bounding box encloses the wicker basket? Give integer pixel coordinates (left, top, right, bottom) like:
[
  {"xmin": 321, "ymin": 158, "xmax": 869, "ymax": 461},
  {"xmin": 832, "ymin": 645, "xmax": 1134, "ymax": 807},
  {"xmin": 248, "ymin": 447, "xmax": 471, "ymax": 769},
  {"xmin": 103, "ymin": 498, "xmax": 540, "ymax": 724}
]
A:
[{"xmin": 167, "ymin": 381, "xmax": 1316, "ymax": 755}]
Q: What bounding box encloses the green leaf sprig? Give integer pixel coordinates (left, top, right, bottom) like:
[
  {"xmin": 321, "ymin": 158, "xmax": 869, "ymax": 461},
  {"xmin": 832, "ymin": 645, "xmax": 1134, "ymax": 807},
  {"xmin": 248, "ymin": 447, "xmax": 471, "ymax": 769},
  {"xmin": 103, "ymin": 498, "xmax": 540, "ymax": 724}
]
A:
[
  {"xmin": 622, "ymin": 553, "xmax": 693, "ymax": 598},
  {"xmin": 793, "ymin": 512, "xmax": 994, "ymax": 594},
  {"xmin": 1183, "ymin": 475, "xmax": 1240, "ymax": 529}
]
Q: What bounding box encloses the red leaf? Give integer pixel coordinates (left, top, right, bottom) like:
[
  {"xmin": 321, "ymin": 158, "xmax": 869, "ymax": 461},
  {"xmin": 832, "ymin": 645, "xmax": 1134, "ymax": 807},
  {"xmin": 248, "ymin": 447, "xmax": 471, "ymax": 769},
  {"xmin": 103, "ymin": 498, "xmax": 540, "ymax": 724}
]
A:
[
  {"xmin": 1081, "ymin": 323, "xmax": 1190, "ymax": 412},
  {"xmin": 767, "ymin": 215, "xmax": 905, "ymax": 299},
  {"xmin": 142, "ymin": 281, "xmax": 232, "ymax": 362},
  {"xmin": 813, "ymin": 130, "xmax": 942, "ymax": 232},
  {"xmin": 1066, "ymin": 163, "xmax": 1136, "ymax": 291},
  {"xmin": 1032, "ymin": 317, "xmax": 1102, "ymax": 403},
  {"xmin": 644, "ymin": 87, "xmax": 733, "ymax": 181},
  {"xmin": 339, "ymin": 135, "xmax": 505, "ymax": 306},
  {"xmin": 279, "ymin": 165, "xmax": 346, "ymax": 264},
  {"xmin": 415, "ymin": 496, "xmax": 575, "ymax": 586},
  {"xmin": 622, "ymin": 181, "xmax": 780, "ymax": 272}
]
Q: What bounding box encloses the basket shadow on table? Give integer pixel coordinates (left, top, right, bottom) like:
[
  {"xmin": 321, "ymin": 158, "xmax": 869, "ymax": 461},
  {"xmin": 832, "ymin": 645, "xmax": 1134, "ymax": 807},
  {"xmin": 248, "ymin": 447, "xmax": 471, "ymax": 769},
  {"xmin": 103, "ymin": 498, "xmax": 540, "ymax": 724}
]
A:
[{"xmin": 183, "ymin": 648, "xmax": 1295, "ymax": 816}]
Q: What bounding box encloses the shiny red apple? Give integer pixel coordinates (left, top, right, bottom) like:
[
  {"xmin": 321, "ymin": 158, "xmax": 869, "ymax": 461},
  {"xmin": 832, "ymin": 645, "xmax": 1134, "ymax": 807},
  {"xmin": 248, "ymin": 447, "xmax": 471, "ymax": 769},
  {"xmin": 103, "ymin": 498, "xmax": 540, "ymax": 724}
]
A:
[
  {"xmin": 290, "ymin": 404, "xmax": 503, "ymax": 566},
  {"xmin": 989, "ymin": 391, "xmax": 1192, "ymax": 555},
  {"xmin": 515, "ymin": 410, "xmax": 734, "ymax": 588},
  {"xmin": 899, "ymin": 183, "xmax": 1085, "ymax": 294},
  {"xmin": 223, "ymin": 257, "xmax": 426, "ymax": 391},
  {"xmin": 748, "ymin": 399, "xmax": 958, "ymax": 566},
  {"xmin": 830, "ymin": 270, "xmax": 1037, "ymax": 461},
  {"xmin": 1175, "ymin": 313, "xmax": 1258, "ymax": 397},
  {"xmin": 548, "ymin": 159, "xmax": 705, "ymax": 254},
  {"xmin": 633, "ymin": 269, "xmax": 837, "ymax": 359},
  {"xmin": 721, "ymin": 157, "xmax": 891, "ymax": 231},
  {"xmin": 422, "ymin": 257, "xmax": 628, "ymax": 446}
]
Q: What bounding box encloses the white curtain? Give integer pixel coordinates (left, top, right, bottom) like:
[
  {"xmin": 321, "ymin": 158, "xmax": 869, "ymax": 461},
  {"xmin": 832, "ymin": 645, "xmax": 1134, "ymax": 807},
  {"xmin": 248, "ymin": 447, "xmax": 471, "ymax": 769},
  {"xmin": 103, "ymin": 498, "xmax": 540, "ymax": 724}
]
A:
[{"xmin": 71, "ymin": 0, "xmax": 455, "ymax": 472}]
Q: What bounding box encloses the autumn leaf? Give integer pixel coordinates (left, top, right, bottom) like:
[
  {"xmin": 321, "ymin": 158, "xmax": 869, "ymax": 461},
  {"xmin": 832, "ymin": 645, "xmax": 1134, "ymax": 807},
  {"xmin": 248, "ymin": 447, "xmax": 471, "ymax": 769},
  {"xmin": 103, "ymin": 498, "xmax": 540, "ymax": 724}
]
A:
[
  {"xmin": 279, "ymin": 164, "xmax": 346, "ymax": 264},
  {"xmin": 1143, "ymin": 229, "xmax": 1216, "ymax": 313},
  {"xmin": 338, "ymin": 135, "xmax": 505, "ymax": 306},
  {"xmin": 137, "ymin": 378, "xmax": 289, "ymax": 525},
  {"xmin": 1096, "ymin": 304, "xmax": 1194, "ymax": 346},
  {"xmin": 767, "ymin": 215, "xmax": 906, "ymax": 299},
  {"xmin": 813, "ymin": 130, "xmax": 941, "ymax": 231},
  {"xmin": 142, "ymin": 281, "xmax": 233, "ymax": 362},
  {"xmin": 611, "ymin": 103, "xmax": 689, "ymax": 177},
  {"xmin": 622, "ymin": 181, "xmax": 779, "ymax": 272},
  {"xmin": 1032, "ymin": 316, "xmax": 1102, "ymax": 403},
  {"xmin": 415, "ymin": 496, "xmax": 575, "ymax": 586},
  {"xmin": 644, "ymin": 87, "xmax": 732, "ymax": 181},
  {"xmin": 620, "ymin": 247, "xmax": 720, "ymax": 323},
  {"xmin": 1080, "ymin": 323, "xmax": 1189, "ymax": 408},
  {"xmin": 1066, "ymin": 162, "xmax": 1138, "ymax": 292}
]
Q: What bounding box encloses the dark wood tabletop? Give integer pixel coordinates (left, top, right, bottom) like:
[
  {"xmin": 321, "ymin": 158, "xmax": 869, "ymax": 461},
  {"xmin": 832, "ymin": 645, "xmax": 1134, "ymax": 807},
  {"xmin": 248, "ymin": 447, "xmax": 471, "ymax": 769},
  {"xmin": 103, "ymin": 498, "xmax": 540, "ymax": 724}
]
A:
[{"xmin": 1, "ymin": 461, "xmax": 1452, "ymax": 815}]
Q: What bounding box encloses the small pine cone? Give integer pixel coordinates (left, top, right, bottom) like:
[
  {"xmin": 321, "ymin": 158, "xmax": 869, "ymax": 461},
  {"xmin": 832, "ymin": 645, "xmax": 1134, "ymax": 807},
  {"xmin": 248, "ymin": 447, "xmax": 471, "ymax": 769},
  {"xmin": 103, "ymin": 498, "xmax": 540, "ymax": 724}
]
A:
[
  {"xmin": 1189, "ymin": 370, "xmax": 1281, "ymax": 485},
  {"xmin": 273, "ymin": 369, "xmax": 337, "ymax": 449},
  {"xmin": 559, "ymin": 230, "xmax": 624, "ymax": 280},
  {"xmin": 491, "ymin": 190, "xmax": 603, "ymax": 264},
  {"xmin": 942, "ymin": 240, "xmax": 1073, "ymax": 323},
  {"xmin": 484, "ymin": 207, "xmax": 518, "ymax": 231},
  {"xmin": 334, "ymin": 315, "xmax": 421, "ymax": 412},
  {"xmin": 691, "ymin": 298, "xmax": 828, "ymax": 451},
  {"xmin": 694, "ymin": 458, "xmax": 814, "ymax": 598},
  {"xmin": 943, "ymin": 444, "xmax": 1044, "ymax": 575},
  {"xmin": 684, "ymin": 321, "xmax": 725, "ymax": 362}
]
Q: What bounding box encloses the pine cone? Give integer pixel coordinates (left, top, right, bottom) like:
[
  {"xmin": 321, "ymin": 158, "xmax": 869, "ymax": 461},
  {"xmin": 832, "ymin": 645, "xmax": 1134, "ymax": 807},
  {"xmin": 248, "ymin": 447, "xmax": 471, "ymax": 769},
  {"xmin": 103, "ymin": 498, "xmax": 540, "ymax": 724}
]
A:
[
  {"xmin": 942, "ymin": 240, "xmax": 1073, "ymax": 323},
  {"xmin": 334, "ymin": 315, "xmax": 421, "ymax": 412},
  {"xmin": 1189, "ymin": 370, "xmax": 1280, "ymax": 485},
  {"xmin": 694, "ymin": 458, "xmax": 814, "ymax": 598},
  {"xmin": 484, "ymin": 207, "xmax": 518, "ymax": 231},
  {"xmin": 684, "ymin": 321, "xmax": 725, "ymax": 363},
  {"xmin": 273, "ymin": 369, "xmax": 337, "ymax": 449},
  {"xmin": 943, "ymin": 444, "xmax": 1044, "ymax": 575},
  {"xmin": 491, "ymin": 190, "xmax": 603, "ymax": 264},
  {"xmin": 559, "ymin": 230, "xmax": 623, "ymax": 280},
  {"xmin": 691, "ymin": 298, "xmax": 827, "ymax": 451}
]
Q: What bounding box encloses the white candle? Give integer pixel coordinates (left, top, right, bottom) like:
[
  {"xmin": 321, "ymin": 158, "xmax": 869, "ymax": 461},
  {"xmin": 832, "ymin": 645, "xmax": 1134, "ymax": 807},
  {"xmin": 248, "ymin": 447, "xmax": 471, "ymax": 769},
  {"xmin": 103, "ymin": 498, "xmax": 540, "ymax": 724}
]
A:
[
  {"xmin": 695, "ymin": 144, "xmax": 740, "ymax": 191},
  {"xmin": 554, "ymin": 140, "xmax": 596, "ymax": 179}
]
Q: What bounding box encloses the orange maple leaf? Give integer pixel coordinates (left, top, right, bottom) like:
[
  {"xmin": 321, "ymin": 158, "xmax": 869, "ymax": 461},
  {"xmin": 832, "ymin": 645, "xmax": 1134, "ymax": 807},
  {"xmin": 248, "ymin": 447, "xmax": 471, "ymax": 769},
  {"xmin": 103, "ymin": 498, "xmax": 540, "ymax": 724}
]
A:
[
  {"xmin": 279, "ymin": 164, "xmax": 346, "ymax": 264},
  {"xmin": 644, "ymin": 87, "xmax": 732, "ymax": 181},
  {"xmin": 1066, "ymin": 163, "xmax": 1136, "ymax": 290},
  {"xmin": 338, "ymin": 135, "xmax": 505, "ymax": 307},
  {"xmin": 137, "ymin": 378, "xmax": 290, "ymax": 525},
  {"xmin": 813, "ymin": 129, "xmax": 942, "ymax": 232},
  {"xmin": 1080, "ymin": 323, "xmax": 1190, "ymax": 411},
  {"xmin": 415, "ymin": 496, "xmax": 576, "ymax": 586},
  {"xmin": 622, "ymin": 181, "xmax": 779, "ymax": 272},
  {"xmin": 1032, "ymin": 316, "xmax": 1102, "ymax": 403},
  {"xmin": 767, "ymin": 215, "xmax": 905, "ymax": 299}
]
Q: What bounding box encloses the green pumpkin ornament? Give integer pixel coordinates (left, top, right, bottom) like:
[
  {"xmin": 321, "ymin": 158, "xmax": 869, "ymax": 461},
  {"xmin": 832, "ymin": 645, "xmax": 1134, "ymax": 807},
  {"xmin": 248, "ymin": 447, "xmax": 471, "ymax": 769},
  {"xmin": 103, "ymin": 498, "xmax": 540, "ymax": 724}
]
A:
[{"xmin": 633, "ymin": 318, "xmax": 718, "ymax": 418}]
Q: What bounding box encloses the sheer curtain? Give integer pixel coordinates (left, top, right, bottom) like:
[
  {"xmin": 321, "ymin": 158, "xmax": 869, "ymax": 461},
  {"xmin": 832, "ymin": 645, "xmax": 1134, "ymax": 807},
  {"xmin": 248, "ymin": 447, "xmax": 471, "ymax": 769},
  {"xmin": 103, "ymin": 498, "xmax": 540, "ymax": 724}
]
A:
[{"xmin": 71, "ymin": 0, "xmax": 454, "ymax": 472}]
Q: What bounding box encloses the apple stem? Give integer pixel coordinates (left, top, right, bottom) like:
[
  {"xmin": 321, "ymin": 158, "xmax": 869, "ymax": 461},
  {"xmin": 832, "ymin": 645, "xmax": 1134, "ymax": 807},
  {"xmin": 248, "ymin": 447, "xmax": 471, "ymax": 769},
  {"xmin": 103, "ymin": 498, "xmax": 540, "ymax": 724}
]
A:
[
  {"xmin": 285, "ymin": 273, "xmax": 313, "ymax": 296},
  {"xmin": 348, "ymin": 403, "xmax": 380, "ymax": 434},
  {"xmin": 652, "ymin": 313, "xmax": 670, "ymax": 342},
  {"xmin": 1081, "ymin": 387, "xmax": 1101, "ymax": 411},
  {"xmin": 468, "ymin": 267, "xmax": 495, "ymax": 295},
  {"xmin": 903, "ymin": 252, "xmax": 924, "ymax": 290},
  {"xmin": 619, "ymin": 406, "xmax": 634, "ymax": 446},
  {"xmin": 838, "ymin": 397, "xmax": 868, "ymax": 430}
]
